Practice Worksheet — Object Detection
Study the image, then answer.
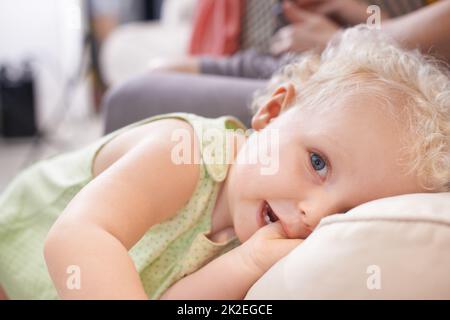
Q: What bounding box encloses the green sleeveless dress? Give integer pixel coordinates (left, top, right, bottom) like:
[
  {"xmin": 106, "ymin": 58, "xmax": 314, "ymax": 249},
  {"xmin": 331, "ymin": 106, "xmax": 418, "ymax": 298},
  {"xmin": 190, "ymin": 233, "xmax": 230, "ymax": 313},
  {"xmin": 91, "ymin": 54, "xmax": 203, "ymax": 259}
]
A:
[{"xmin": 0, "ymin": 113, "xmax": 246, "ymax": 299}]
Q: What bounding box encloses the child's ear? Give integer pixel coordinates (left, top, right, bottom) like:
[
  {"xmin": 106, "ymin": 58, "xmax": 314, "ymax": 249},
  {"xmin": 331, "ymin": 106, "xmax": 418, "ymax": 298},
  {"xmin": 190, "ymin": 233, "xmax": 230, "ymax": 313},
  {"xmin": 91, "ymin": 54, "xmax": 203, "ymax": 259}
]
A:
[{"xmin": 251, "ymin": 83, "xmax": 296, "ymax": 131}]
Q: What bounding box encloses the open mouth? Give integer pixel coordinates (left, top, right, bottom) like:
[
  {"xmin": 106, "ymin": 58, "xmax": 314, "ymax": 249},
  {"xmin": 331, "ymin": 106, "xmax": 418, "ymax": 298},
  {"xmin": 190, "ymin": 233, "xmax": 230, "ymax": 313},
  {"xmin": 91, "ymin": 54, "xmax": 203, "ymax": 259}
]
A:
[{"xmin": 261, "ymin": 201, "xmax": 279, "ymax": 225}]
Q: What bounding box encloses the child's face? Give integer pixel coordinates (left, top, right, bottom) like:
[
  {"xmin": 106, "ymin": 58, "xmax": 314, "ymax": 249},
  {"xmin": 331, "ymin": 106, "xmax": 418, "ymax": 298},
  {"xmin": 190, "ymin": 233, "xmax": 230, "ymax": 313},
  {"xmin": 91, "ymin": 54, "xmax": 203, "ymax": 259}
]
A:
[{"xmin": 227, "ymin": 90, "xmax": 427, "ymax": 242}]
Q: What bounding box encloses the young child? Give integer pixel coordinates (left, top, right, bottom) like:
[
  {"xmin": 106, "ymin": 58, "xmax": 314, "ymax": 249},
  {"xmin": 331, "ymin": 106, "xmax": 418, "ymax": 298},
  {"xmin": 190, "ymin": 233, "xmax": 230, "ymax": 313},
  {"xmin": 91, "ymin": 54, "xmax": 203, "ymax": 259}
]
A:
[{"xmin": 0, "ymin": 26, "xmax": 449, "ymax": 300}]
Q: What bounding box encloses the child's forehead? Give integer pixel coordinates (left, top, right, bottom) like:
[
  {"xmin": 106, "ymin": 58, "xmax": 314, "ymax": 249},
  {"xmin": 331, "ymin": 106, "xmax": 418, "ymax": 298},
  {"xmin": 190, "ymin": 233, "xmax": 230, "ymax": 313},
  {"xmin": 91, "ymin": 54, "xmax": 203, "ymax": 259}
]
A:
[
  {"xmin": 289, "ymin": 93, "xmax": 385, "ymax": 120},
  {"xmin": 295, "ymin": 76, "xmax": 403, "ymax": 113},
  {"xmin": 281, "ymin": 93, "xmax": 405, "ymax": 140}
]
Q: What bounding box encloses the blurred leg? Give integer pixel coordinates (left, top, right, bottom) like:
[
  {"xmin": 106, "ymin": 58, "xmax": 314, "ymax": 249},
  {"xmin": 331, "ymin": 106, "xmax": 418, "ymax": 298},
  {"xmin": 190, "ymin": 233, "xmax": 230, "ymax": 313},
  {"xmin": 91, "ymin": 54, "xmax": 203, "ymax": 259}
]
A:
[{"xmin": 102, "ymin": 73, "xmax": 266, "ymax": 133}]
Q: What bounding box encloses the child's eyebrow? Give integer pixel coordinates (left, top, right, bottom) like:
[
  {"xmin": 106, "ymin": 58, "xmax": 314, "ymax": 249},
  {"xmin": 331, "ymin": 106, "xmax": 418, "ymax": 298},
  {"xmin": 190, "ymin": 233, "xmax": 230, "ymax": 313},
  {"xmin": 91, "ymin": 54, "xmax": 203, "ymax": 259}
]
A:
[{"xmin": 317, "ymin": 134, "xmax": 351, "ymax": 164}]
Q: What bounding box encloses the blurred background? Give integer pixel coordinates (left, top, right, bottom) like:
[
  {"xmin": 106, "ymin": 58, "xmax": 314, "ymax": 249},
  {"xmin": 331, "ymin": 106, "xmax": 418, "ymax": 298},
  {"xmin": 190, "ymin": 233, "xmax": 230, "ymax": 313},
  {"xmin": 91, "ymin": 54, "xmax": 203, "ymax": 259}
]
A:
[{"xmin": 0, "ymin": 0, "xmax": 171, "ymax": 191}]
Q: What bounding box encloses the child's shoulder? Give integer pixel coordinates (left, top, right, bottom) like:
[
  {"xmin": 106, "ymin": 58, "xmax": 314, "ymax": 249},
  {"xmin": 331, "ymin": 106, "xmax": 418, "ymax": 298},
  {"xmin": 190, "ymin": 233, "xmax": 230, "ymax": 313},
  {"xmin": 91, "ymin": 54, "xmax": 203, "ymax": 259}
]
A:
[
  {"xmin": 92, "ymin": 115, "xmax": 199, "ymax": 178},
  {"xmin": 93, "ymin": 112, "xmax": 246, "ymax": 182}
]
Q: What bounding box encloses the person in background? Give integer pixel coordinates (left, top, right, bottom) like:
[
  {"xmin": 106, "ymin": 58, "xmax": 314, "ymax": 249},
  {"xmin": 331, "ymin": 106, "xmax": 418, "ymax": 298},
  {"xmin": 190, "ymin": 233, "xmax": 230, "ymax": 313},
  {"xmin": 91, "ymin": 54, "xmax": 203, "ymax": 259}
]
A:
[
  {"xmin": 149, "ymin": 0, "xmax": 449, "ymax": 79},
  {"xmin": 101, "ymin": 0, "xmax": 449, "ymax": 135}
]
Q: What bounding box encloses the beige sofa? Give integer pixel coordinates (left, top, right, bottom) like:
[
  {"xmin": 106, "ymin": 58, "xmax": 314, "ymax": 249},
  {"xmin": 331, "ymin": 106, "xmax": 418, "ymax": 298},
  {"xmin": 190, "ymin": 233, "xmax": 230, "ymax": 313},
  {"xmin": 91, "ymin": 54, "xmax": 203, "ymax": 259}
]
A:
[{"xmin": 246, "ymin": 192, "xmax": 450, "ymax": 299}]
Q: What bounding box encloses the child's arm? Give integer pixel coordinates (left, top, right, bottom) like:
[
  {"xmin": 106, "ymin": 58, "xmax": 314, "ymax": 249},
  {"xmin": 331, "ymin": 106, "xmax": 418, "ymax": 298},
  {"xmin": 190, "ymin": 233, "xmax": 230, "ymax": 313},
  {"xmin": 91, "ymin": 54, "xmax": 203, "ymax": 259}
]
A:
[
  {"xmin": 160, "ymin": 222, "xmax": 302, "ymax": 300},
  {"xmin": 44, "ymin": 119, "xmax": 200, "ymax": 299}
]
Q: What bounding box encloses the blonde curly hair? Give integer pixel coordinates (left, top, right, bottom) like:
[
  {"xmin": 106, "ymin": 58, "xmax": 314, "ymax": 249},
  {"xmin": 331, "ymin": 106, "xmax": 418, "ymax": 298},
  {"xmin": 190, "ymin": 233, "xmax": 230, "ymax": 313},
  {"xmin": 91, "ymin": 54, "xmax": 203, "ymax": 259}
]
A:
[{"xmin": 252, "ymin": 26, "xmax": 450, "ymax": 191}]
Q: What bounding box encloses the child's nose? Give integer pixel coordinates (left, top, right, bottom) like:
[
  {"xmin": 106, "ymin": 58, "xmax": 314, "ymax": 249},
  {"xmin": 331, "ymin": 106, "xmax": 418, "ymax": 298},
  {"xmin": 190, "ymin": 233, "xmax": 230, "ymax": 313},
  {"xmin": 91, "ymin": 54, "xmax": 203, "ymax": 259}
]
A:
[{"xmin": 267, "ymin": 200, "xmax": 310, "ymax": 238}]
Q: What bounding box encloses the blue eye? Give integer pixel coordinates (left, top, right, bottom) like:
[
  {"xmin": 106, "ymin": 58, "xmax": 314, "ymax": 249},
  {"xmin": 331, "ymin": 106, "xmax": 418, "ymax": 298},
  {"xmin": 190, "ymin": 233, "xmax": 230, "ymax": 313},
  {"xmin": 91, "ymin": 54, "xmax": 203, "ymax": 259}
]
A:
[{"xmin": 310, "ymin": 153, "xmax": 328, "ymax": 177}]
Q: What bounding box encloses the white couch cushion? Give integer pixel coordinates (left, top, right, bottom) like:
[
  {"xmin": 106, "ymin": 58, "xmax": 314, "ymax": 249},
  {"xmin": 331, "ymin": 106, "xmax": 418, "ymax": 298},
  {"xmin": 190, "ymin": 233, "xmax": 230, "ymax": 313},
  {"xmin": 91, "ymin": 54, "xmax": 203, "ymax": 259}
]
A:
[{"xmin": 245, "ymin": 193, "xmax": 450, "ymax": 299}]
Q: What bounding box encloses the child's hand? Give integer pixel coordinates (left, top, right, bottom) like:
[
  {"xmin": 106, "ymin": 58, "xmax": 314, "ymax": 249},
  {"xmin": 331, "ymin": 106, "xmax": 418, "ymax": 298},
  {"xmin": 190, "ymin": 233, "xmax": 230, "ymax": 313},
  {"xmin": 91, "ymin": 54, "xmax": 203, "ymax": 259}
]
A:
[
  {"xmin": 160, "ymin": 222, "xmax": 303, "ymax": 300},
  {"xmin": 238, "ymin": 221, "xmax": 303, "ymax": 276},
  {"xmin": 271, "ymin": 0, "xmax": 340, "ymax": 55}
]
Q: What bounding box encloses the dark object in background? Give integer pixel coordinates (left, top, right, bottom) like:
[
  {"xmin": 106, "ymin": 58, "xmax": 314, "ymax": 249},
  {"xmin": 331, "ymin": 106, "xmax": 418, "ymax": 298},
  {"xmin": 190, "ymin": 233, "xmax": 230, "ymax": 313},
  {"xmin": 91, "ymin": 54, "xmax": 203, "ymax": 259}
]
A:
[
  {"xmin": 143, "ymin": 0, "xmax": 164, "ymax": 20},
  {"xmin": 0, "ymin": 62, "xmax": 38, "ymax": 137}
]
